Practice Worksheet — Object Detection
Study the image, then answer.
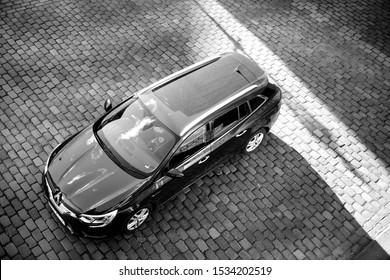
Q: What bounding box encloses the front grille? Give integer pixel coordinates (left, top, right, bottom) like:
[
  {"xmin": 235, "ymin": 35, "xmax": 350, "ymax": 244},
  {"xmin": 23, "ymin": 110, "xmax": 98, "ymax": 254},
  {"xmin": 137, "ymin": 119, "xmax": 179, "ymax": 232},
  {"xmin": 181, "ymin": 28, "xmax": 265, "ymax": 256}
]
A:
[{"xmin": 44, "ymin": 171, "xmax": 77, "ymax": 217}]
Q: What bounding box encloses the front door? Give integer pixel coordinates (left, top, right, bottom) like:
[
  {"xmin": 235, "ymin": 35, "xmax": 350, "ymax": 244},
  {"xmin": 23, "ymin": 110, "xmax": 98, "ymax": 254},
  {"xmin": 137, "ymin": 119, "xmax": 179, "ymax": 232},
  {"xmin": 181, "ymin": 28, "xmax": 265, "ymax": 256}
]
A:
[{"xmin": 151, "ymin": 125, "xmax": 213, "ymax": 204}]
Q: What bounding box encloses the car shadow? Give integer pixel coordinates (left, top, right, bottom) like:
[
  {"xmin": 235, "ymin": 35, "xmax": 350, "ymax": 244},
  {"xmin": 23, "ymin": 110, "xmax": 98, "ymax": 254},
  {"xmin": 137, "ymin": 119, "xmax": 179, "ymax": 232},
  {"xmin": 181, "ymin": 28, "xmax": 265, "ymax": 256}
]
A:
[{"xmin": 82, "ymin": 133, "xmax": 377, "ymax": 259}]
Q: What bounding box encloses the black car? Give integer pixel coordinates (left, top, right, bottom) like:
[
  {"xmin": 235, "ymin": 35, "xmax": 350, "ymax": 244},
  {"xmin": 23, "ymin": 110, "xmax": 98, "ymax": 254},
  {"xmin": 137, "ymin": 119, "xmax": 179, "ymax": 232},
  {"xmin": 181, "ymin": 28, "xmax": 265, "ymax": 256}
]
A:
[{"xmin": 42, "ymin": 52, "xmax": 282, "ymax": 238}]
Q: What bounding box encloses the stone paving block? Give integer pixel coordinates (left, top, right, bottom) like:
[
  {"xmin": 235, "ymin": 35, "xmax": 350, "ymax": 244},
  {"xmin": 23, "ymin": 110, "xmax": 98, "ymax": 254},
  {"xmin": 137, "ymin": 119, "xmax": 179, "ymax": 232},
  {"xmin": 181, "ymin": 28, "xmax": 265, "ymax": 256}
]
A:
[
  {"xmin": 1, "ymin": 0, "xmax": 389, "ymax": 261},
  {"xmin": 4, "ymin": 243, "xmax": 18, "ymax": 258}
]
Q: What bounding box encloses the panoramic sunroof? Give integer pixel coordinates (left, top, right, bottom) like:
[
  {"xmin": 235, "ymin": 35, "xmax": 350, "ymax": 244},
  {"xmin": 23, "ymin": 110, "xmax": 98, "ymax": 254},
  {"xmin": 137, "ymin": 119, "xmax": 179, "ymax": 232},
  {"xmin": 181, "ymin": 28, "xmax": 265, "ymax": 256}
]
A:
[{"xmin": 153, "ymin": 57, "xmax": 252, "ymax": 117}]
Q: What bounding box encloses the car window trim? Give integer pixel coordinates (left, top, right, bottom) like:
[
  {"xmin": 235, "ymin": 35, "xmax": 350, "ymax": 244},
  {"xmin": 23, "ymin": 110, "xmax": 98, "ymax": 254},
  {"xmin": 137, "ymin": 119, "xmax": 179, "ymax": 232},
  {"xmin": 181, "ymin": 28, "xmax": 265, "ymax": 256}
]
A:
[
  {"xmin": 249, "ymin": 94, "xmax": 268, "ymax": 113},
  {"xmin": 171, "ymin": 143, "xmax": 212, "ymax": 172},
  {"xmin": 211, "ymin": 112, "xmax": 247, "ymax": 145},
  {"xmin": 210, "ymin": 96, "xmax": 268, "ymax": 144},
  {"xmin": 212, "ymin": 107, "xmax": 239, "ymax": 138},
  {"xmin": 174, "ymin": 125, "xmax": 208, "ymax": 155},
  {"xmin": 209, "ymin": 94, "xmax": 266, "ymax": 136}
]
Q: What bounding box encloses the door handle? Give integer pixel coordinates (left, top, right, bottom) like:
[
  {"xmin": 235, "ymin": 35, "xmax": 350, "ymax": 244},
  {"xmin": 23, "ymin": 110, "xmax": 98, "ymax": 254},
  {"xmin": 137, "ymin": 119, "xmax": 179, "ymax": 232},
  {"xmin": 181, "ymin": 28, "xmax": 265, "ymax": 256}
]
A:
[
  {"xmin": 236, "ymin": 130, "xmax": 247, "ymax": 137},
  {"xmin": 198, "ymin": 156, "xmax": 209, "ymax": 164}
]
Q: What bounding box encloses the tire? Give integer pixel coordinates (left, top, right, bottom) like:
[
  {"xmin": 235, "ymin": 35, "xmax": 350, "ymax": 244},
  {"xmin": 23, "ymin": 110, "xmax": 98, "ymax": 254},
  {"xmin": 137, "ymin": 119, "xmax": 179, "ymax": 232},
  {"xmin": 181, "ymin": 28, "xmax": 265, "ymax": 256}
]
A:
[
  {"xmin": 243, "ymin": 128, "xmax": 266, "ymax": 154},
  {"xmin": 122, "ymin": 205, "xmax": 151, "ymax": 234}
]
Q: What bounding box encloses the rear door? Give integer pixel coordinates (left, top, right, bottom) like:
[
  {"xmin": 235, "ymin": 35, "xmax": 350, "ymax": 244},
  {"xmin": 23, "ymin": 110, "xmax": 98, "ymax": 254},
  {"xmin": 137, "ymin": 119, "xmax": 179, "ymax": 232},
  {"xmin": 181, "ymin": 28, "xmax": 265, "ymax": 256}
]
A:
[{"xmin": 208, "ymin": 102, "xmax": 252, "ymax": 161}]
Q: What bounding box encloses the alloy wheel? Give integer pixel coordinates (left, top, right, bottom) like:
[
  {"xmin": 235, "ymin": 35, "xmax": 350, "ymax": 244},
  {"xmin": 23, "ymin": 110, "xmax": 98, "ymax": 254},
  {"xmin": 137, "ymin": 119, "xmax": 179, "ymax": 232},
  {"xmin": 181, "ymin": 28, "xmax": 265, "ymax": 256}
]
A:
[
  {"xmin": 246, "ymin": 132, "xmax": 264, "ymax": 152},
  {"xmin": 126, "ymin": 208, "xmax": 150, "ymax": 231}
]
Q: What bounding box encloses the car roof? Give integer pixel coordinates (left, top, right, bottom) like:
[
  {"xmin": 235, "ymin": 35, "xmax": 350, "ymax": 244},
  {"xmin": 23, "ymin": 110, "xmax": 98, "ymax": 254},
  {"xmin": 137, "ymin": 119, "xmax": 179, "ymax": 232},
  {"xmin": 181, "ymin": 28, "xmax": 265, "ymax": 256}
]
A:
[{"xmin": 138, "ymin": 52, "xmax": 268, "ymax": 136}]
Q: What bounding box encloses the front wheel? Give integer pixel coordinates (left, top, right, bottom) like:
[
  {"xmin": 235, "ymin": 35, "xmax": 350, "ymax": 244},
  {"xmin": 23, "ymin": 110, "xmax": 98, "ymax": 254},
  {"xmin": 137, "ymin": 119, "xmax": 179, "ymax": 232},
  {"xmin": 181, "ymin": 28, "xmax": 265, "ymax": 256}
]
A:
[
  {"xmin": 122, "ymin": 205, "xmax": 151, "ymax": 234},
  {"xmin": 243, "ymin": 129, "xmax": 266, "ymax": 154}
]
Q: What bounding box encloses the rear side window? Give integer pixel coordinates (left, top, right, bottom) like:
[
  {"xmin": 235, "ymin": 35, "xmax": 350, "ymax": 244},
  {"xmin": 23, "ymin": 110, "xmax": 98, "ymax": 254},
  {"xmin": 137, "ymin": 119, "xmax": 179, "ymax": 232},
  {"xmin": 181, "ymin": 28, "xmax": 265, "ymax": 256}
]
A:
[
  {"xmin": 249, "ymin": 96, "xmax": 266, "ymax": 111},
  {"xmin": 239, "ymin": 102, "xmax": 250, "ymax": 119},
  {"xmin": 213, "ymin": 107, "xmax": 239, "ymax": 138}
]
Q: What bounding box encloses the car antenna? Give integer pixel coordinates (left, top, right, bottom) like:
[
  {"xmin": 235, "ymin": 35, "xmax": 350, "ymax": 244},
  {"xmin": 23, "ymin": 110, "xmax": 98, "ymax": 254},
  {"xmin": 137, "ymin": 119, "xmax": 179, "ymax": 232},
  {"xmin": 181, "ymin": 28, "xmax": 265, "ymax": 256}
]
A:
[{"xmin": 234, "ymin": 64, "xmax": 250, "ymax": 82}]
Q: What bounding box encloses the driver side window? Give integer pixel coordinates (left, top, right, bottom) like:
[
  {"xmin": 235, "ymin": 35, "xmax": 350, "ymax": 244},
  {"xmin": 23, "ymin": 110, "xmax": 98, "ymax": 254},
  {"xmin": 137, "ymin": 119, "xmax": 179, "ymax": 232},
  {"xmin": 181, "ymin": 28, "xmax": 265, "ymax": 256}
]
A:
[{"xmin": 169, "ymin": 125, "xmax": 208, "ymax": 168}]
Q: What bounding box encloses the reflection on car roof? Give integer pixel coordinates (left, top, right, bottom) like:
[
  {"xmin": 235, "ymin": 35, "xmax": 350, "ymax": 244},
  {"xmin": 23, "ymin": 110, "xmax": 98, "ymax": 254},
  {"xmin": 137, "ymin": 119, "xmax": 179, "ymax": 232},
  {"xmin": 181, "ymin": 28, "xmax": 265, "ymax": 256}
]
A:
[{"xmin": 139, "ymin": 53, "xmax": 265, "ymax": 136}]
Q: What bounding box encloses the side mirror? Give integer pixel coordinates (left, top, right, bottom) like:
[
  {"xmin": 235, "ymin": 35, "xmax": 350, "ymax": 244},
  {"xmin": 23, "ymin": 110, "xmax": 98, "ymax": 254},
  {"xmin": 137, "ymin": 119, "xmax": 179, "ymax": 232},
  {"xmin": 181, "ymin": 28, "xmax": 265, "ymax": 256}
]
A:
[
  {"xmin": 104, "ymin": 99, "xmax": 112, "ymax": 112},
  {"xmin": 167, "ymin": 169, "xmax": 184, "ymax": 178}
]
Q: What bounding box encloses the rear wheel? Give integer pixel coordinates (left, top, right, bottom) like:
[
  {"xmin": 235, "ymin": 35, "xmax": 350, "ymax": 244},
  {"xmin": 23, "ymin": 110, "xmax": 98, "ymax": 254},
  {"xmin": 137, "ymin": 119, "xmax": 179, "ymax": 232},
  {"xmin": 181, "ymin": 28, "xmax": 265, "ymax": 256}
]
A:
[
  {"xmin": 122, "ymin": 205, "xmax": 151, "ymax": 234},
  {"xmin": 243, "ymin": 129, "xmax": 266, "ymax": 154}
]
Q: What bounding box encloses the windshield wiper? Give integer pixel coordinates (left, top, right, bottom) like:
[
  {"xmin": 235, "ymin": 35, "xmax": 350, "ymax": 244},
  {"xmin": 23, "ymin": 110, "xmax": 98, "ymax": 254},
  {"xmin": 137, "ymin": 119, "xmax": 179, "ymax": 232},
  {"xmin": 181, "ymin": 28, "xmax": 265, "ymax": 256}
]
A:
[{"xmin": 95, "ymin": 131, "xmax": 146, "ymax": 178}]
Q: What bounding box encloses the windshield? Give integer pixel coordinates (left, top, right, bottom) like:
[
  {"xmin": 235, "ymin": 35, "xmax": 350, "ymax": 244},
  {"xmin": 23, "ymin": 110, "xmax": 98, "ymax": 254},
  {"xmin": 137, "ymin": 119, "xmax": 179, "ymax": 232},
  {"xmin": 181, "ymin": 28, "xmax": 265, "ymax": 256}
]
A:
[{"xmin": 95, "ymin": 98, "xmax": 176, "ymax": 175}]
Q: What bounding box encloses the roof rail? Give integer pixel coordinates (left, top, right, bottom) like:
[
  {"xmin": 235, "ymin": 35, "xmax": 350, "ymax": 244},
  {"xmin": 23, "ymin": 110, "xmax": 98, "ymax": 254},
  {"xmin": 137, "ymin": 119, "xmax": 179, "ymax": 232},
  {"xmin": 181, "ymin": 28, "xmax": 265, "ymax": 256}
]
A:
[
  {"xmin": 135, "ymin": 55, "xmax": 222, "ymax": 97},
  {"xmin": 151, "ymin": 55, "xmax": 222, "ymax": 92}
]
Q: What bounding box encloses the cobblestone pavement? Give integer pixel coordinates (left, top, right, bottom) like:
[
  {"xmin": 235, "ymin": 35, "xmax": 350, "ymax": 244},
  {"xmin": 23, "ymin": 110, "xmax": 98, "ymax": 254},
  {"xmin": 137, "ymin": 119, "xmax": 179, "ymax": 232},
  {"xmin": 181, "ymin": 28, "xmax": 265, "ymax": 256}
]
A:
[{"xmin": 1, "ymin": 0, "xmax": 389, "ymax": 260}]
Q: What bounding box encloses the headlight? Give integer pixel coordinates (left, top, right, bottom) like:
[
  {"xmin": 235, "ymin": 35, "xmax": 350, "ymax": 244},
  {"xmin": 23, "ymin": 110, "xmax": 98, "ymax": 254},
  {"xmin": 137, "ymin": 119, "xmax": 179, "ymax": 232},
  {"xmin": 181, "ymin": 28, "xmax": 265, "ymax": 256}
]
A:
[{"xmin": 79, "ymin": 210, "xmax": 118, "ymax": 228}]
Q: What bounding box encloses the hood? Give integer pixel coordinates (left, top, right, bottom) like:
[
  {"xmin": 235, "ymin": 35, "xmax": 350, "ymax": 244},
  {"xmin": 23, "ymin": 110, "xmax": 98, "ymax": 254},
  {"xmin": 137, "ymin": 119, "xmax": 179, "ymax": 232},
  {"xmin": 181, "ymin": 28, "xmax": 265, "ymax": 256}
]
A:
[{"xmin": 48, "ymin": 125, "xmax": 146, "ymax": 214}]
